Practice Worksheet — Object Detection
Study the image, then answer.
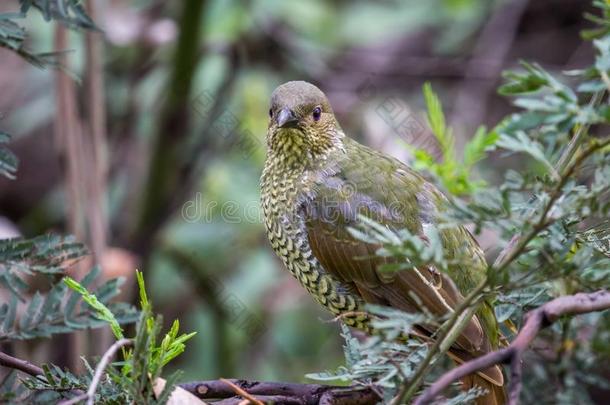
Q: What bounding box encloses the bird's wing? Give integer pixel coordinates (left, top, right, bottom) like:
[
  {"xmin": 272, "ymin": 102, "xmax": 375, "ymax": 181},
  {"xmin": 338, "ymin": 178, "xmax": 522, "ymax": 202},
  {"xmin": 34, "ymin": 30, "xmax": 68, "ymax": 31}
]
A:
[{"xmin": 303, "ymin": 139, "xmax": 503, "ymax": 384}]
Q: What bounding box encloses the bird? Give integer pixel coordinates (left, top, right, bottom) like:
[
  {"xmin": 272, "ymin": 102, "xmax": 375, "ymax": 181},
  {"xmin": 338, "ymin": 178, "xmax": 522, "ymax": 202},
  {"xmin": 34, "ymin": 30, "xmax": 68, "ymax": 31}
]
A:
[{"xmin": 260, "ymin": 80, "xmax": 505, "ymax": 405}]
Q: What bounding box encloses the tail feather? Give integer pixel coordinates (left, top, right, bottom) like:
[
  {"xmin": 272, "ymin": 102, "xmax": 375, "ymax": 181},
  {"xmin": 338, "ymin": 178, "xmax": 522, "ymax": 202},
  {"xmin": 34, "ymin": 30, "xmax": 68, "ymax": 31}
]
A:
[{"xmin": 462, "ymin": 374, "xmax": 506, "ymax": 405}]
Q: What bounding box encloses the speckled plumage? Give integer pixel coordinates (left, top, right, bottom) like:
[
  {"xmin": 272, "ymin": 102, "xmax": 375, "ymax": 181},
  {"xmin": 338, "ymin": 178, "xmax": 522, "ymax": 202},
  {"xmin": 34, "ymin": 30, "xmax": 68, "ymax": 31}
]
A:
[{"xmin": 260, "ymin": 81, "xmax": 505, "ymax": 404}]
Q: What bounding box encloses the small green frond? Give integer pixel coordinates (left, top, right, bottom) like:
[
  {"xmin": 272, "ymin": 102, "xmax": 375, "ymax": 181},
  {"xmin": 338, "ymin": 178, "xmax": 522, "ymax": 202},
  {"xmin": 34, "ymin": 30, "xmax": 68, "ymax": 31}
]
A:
[{"xmin": 63, "ymin": 277, "xmax": 125, "ymax": 340}]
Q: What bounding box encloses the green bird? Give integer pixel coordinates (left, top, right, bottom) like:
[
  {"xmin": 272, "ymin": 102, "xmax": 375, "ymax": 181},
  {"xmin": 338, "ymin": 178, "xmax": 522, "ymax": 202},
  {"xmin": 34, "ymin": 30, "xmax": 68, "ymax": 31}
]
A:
[{"xmin": 260, "ymin": 81, "xmax": 505, "ymax": 405}]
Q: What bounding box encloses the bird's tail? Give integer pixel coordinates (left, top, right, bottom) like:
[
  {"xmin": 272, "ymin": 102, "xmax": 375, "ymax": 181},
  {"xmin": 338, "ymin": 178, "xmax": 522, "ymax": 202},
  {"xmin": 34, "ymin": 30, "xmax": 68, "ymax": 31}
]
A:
[{"xmin": 461, "ymin": 374, "xmax": 506, "ymax": 405}]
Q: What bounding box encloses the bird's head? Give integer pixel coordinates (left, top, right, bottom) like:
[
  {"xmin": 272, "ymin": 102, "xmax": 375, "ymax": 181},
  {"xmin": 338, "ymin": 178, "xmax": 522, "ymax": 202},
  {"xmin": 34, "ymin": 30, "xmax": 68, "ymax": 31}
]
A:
[{"xmin": 267, "ymin": 81, "xmax": 343, "ymax": 165}]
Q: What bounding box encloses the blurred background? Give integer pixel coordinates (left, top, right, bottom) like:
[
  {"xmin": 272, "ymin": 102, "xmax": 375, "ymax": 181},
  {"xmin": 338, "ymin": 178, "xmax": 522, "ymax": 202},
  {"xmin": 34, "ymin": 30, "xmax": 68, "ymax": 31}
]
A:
[{"xmin": 0, "ymin": 0, "xmax": 596, "ymax": 383}]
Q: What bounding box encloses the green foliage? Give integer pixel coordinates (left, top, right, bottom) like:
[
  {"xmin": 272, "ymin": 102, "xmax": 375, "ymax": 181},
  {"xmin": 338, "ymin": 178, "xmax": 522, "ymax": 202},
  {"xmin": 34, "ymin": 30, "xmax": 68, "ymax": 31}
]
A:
[
  {"xmin": 349, "ymin": 215, "xmax": 449, "ymax": 273},
  {"xmin": 0, "ymin": 234, "xmax": 141, "ymax": 401},
  {"xmin": 57, "ymin": 270, "xmax": 197, "ymax": 404},
  {"xmin": 0, "ymin": 235, "xmax": 137, "ymax": 341},
  {"xmin": 0, "ymin": 233, "xmax": 85, "ymax": 302},
  {"xmin": 582, "ymin": 0, "xmax": 610, "ymax": 40},
  {"xmin": 412, "ymin": 82, "xmax": 497, "ymax": 195},
  {"xmin": 0, "ymin": 0, "xmax": 95, "ymax": 69},
  {"xmin": 307, "ymin": 310, "xmax": 484, "ymax": 403},
  {"xmin": 0, "ymin": 132, "xmax": 18, "ymax": 179},
  {"xmin": 64, "ymin": 276, "xmax": 125, "ymax": 340},
  {"xmin": 119, "ymin": 271, "xmax": 196, "ymax": 379},
  {"xmin": 20, "ymin": 0, "xmax": 96, "ymax": 30},
  {"xmin": 315, "ymin": 3, "xmax": 610, "ymax": 403}
]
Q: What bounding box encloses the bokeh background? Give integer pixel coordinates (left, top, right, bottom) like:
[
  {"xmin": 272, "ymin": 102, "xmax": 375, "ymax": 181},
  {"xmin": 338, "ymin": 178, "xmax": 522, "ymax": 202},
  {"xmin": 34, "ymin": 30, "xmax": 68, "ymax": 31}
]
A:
[{"xmin": 0, "ymin": 0, "xmax": 596, "ymax": 383}]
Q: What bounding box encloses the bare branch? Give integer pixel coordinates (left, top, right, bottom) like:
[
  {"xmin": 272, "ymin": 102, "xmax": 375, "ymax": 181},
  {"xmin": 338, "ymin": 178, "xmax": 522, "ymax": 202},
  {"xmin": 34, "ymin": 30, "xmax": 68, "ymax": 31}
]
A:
[
  {"xmin": 0, "ymin": 351, "xmax": 43, "ymax": 377},
  {"xmin": 180, "ymin": 379, "xmax": 380, "ymax": 405},
  {"xmin": 58, "ymin": 393, "xmax": 88, "ymax": 405},
  {"xmin": 450, "ymin": 0, "xmax": 530, "ymax": 133},
  {"xmin": 414, "ymin": 290, "xmax": 610, "ymax": 405}
]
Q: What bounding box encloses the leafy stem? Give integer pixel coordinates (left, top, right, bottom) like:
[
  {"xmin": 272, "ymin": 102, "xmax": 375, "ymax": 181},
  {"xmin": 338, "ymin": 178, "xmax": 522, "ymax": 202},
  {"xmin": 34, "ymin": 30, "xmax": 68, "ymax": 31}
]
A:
[{"xmin": 394, "ymin": 136, "xmax": 610, "ymax": 404}]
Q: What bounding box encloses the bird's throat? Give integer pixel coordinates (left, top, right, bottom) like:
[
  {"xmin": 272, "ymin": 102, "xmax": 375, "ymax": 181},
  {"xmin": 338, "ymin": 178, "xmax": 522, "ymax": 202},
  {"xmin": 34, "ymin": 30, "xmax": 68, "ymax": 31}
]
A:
[
  {"xmin": 268, "ymin": 129, "xmax": 313, "ymax": 171},
  {"xmin": 267, "ymin": 127, "xmax": 343, "ymax": 172}
]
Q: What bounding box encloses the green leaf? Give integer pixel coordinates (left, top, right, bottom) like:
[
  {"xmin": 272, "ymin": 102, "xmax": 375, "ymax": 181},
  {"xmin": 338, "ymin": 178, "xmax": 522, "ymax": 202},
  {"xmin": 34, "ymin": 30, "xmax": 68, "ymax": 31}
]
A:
[
  {"xmin": 496, "ymin": 131, "xmax": 557, "ymax": 177},
  {"xmin": 499, "ymin": 62, "xmax": 576, "ymax": 102},
  {"xmin": 136, "ymin": 270, "xmax": 150, "ymax": 312},
  {"xmin": 0, "ymin": 132, "xmax": 18, "ymax": 179},
  {"xmin": 20, "ymin": 0, "xmax": 97, "ymax": 30},
  {"xmin": 63, "ymin": 277, "xmax": 125, "ymax": 340},
  {"xmin": 422, "ymin": 82, "xmax": 454, "ymax": 161},
  {"xmin": 1, "ymin": 295, "xmax": 17, "ymax": 334},
  {"xmin": 464, "ymin": 126, "xmax": 498, "ymax": 167},
  {"xmin": 19, "ymin": 292, "xmax": 42, "ymax": 331}
]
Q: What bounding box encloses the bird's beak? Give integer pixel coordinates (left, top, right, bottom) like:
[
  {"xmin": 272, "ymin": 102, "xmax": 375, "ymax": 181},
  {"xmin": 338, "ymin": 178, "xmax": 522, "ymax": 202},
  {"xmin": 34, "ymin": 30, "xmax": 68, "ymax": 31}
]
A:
[{"xmin": 276, "ymin": 108, "xmax": 299, "ymax": 128}]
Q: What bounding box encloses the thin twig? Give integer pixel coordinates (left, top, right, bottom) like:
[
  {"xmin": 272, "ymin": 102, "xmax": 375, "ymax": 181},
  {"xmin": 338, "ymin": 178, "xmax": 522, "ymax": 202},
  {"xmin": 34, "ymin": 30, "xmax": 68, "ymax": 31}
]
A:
[
  {"xmin": 414, "ymin": 290, "xmax": 610, "ymax": 405},
  {"xmin": 86, "ymin": 339, "xmax": 132, "ymax": 405},
  {"xmin": 220, "ymin": 378, "xmax": 265, "ymax": 405}
]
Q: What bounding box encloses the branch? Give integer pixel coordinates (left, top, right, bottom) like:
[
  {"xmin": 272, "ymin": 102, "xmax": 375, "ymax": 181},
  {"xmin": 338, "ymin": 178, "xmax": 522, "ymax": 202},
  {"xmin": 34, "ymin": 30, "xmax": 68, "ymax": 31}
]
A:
[
  {"xmin": 83, "ymin": 0, "xmax": 109, "ymax": 265},
  {"xmin": 86, "ymin": 339, "xmax": 132, "ymax": 405},
  {"xmin": 131, "ymin": 0, "xmax": 206, "ymax": 256},
  {"xmin": 450, "ymin": 0, "xmax": 530, "ymax": 132},
  {"xmin": 414, "ymin": 290, "xmax": 610, "ymax": 405},
  {"xmin": 0, "ymin": 351, "xmax": 43, "ymax": 377},
  {"xmin": 180, "ymin": 379, "xmax": 380, "ymax": 405}
]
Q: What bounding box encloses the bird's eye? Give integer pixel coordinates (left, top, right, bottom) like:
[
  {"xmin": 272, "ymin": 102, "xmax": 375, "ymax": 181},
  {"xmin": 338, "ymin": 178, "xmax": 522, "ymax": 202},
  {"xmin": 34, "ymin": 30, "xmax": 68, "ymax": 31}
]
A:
[
  {"xmin": 269, "ymin": 108, "xmax": 273, "ymax": 118},
  {"xmin": 312, "ymin": 106, "xmax": 322, "ymax": 121}
]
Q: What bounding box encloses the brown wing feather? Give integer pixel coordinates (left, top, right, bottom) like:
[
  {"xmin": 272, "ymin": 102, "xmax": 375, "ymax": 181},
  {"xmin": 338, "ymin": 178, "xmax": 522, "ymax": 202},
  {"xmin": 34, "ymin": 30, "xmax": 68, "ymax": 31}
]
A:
[
  {"xmin": 306, "ymin": 218, "xmax": 486, "ymax": 352},
  {"xmin": 307, "ymin": 219, "xmax": 505, "ymax": 385}
]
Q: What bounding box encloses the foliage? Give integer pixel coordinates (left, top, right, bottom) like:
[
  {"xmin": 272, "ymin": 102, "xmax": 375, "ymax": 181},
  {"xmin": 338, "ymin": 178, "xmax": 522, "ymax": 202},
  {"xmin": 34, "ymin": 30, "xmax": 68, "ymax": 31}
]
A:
[
  {"xmin": 0, "ymin": 132, "xmax": 18, "ymax": 180},
  {"xmin": 310, "ymin": 2, "xmax": 610, "ymax": 404},
  {"xmin": 19, "ymin": 0, "xmax": 96, "ymax": 30},
  {"xmin": 0, "ymin": 2, "xmax": 195, "ymax": 403},
  {"xmin": 0, "ymin": 0, "xmax": 94, "ymax": 69},
  {"xmin": 411, "ymin": 82, "xmax": 498, "ymax": 195},
  {"xmin": 1, "ymin": 0, "xmax": 609, "ymax": 404},
  {"xmin": 64, "ymin": 274, "xmax": 125, "ymax": 341},
  {"xmin": 0, "ymin": 234, "xmax": 139, "ymax": 401},
  {"xmin": 8, "ymin": 271, "xmax": 197, "ymax": 404},
  {"xmin": 0, "ymin": 235, "xmax": 137, "ymax": 341}
]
